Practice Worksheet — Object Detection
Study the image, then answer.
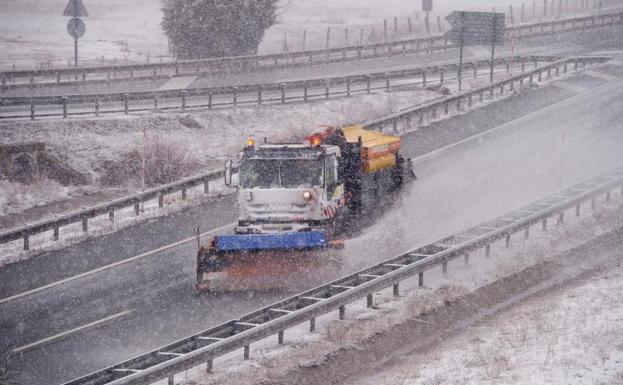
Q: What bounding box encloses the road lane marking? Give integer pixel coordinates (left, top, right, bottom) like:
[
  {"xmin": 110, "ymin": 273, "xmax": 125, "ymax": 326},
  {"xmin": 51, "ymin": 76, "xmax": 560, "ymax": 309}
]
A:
[
  {"xmin": 0, "ymin": 223, "xmax": 235, "ymax": 305},
  {"xmin": 11, "ymin": 310, "xmax": 134, "ymax": 354}
]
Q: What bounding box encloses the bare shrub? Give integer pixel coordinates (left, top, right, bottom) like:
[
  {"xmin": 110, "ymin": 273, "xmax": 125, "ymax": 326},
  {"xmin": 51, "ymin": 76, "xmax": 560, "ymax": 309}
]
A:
[{"xmin": 101, "ymin": 135, "xmax": 196, "ymax": 187}]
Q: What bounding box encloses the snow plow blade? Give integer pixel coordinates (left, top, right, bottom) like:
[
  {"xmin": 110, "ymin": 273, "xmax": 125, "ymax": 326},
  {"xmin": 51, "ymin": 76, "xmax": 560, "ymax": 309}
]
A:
[{"xmin": 196, "ymin": 231, "xmax": 344, "ymax": 293}]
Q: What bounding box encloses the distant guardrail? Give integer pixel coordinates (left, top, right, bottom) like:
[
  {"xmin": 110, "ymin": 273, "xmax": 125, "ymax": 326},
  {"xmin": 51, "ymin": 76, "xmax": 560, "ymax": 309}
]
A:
[
  {"xmin": 0, "ymin": 55, "xmax": 610, "ymax": 253},
  {"xmin": 59, "ymin": 164, "xmax": 623, "ymax": 385},
  {"xmin": 0, "ymin": 11, "xmax": 621, "ymax": 89},
  {"xmin": 0, "ymin": 55, "xmax": 560, "ymax": 120}
]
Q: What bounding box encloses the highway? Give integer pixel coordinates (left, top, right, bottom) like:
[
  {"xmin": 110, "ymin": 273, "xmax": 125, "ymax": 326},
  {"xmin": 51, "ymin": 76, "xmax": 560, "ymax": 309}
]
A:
[
  {"xmin": 1, "ymin": 24, "xmax": 619, "ymax": 100},
  {"xmin": 2, "ymin": 59, "xmax": 623, "ymax": 384}
]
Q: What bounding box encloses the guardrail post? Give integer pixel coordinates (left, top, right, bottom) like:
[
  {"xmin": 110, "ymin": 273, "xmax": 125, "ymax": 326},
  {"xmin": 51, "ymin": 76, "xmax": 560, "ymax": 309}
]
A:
[
  {"xmin": 310, "ymin": 318, "xmax": 316, "ymax": 332},
  {"xmin": 440, "ymin": 70, "xmax": 444, "ymax": 84},
  {"xmin": 574, "ymin": 60, "xmax": 578, "ymax": 71},
  {"xmin": 30, "ymin": 102, "xmax": 35, "ymax": 120},
  {"xmin": 233, "ymin": 87, "xmax": 238, "ymax": 106},
  {"xmin": 534, "ymin": 59, "xmax": 538, "ymax": 69},
  {"xmin": 124, "ymin": 94, "xmax": 129, "ymax": 114},
  {"xmin": 473, "ymin": 66, "xmax": 477, "ymax": 79},
  {"xmin": 82, "ymin": 72, "xmax": 86, "ymax": 82},
  {"xmin": 500, "ymin": 84, "xmax": 504, "ymax": 95},
  {"xmin": 606, "ymin": 190, "xmax": 611, "ymax": 202},
  {"xmin": 167, "ymin": 375, "xmax": 174, "ymax": 385},
  {"xmin": 339, "ymin": 305, "xmax": 346, "ymax": 320},
  {"xmin": 281, "ymin": 83, "xmax": 286, "ymax": 103},
  {"xmin": 464, "ymin": 253, "xmax": 470, "ymax": 266},
  {"xmin": 393, "ymin": 282, "xmax": 400, "ymax": 296},
  {"xmin": 485, "ymin": 243, "xmax": 491, "ymax": 257},
  {"xmin": 422, "ymin": 72, "xmax": 427, "ymax": 87},
  {"xmin": 366, "ymin": 75, "xmax": 371, "ymax": 93},
  {"xmin": 109, "ymin": 210, "xmax": 115, "ymax": 223},
  {"xmin": 159, "ymin": 193, "xmax": 165, "ymax": 208},
  {"xmin": 538, "ymin": 71, "xmax": 542, "ymax": 82},
  {"xmin": 444, "ymin": 103, "xmax": 449, "ymax": 115},
  {"xmin": 181, "ymin": 91, "xmax": 187, "ymax": 112},
  {"xmin": 555, "ymin": 66, "xmax": 560, "ymax": 76},
  {"xmin": 244, "ymin": 345, "xmax": 250, "ymax": 360},
  {"xmin": 133, "ymin": 202, "xmax": 140, "ymax": 216},
  {"xmin": 505, "ymin": 234, "xmax": 511, "ymax": 248},
  {"xmin": 547, "ymin": 68, "xmax": 551, "ymax": 78},
  {"xmin": 392, "ymin": 120, "xmax": 398, "ymax": 134},
  {"xmin": 204, "ymin": 180, "xmax": 210, "ymax": 194},
  {"xmin": 94, "ymin": 97, "xmax": 100, "ymax": 117},
  {"xmin": 346, "ymin": 78, "xmax": 351, "ymax": 97},
  {"xmin": 62, "ymin": 97, "xmax": 68, "ymax": 118},
  {"xmin": 542, "ymin": 218, "xmax": 548, "ymax": 231},
  {"xmin": 82, "ymin": 217, "xmax": 88, "ymax": 232},
  {"xmin": 442, "ymin": 261, "xmax": 448, "ymax": 276},
  {"xmin": 208, "ymin": 92, "xmax": 213, "ymax": 109},
  {"xmin": 479, "ymin": 92, "xmax": 484, "ymax": 103},
  {"xmin": 366, "ymin": 294, "xmax": 373, "ymax": 308},
  {"xmin": 257, "ymin": 86, "xmax": 262, "ymax": 105},
  {"xmin": 325, "ymin": 81, "xmax": 330, "ymax": 99},
  {"xmin": 152, "ymin": 68, "xmax": 157, "ymax": 81},
  {"xmin": 303, "ymin": 82, "xmax": 308, "ymax": 101},
  {"xmin": 182, "ymin": 188, "xmax": 187, "ymax": 200},
  {"xmin": 153, "ymin": 95, "xmax": 159, "ymax": 110},
  {"xmin": 521, "ymin": 61, "xmax": 526, "ymax": 72},
  {"xmin": 206, "ymin": 359, "xmax": 213, "ymax": 373},
  {"xmin": 576, "ymin": 203, "xmax": 581, "ymax": 217},
  {"xmin": 591, "ymin": 197, "xmax": 596, "ymax": 210},
  {"xmin": 29, "ymin": 75, "xmax": 34, "ymax": 86},
  {"xmin": 23, "ymin": 235, "xmax": 29, "ymax": 251},
  {"xmin": 56, "ymin": 72, "xmax": 61, "ymax": 84},
  {"xmin": 53, "ymin": 227, "xmax": 59, "ymax": 241},
  {"xmin": 418, "ymin": 272, "xmax": 424, "ymax": 287},
  {"xmin": 456, "ymin": 99, "xmax": 462, "ymax": 111},
  {"xmin": 418, "ymin": 113, "xmax": 424, "ymax": 127},
  {"xmin": 520, "ymin": 78, "xmax": 524, "ymax": 88},
  {"xmin": 558, "ymin": 211, "xmax": 565, "ymax": 224},
  {"xmin": 510, "ymin": 81, "xmax": 515, "ymax": 92},
  {"xmin": 468, "ymin": 95, "xmax": 473, "ymax": 107}
]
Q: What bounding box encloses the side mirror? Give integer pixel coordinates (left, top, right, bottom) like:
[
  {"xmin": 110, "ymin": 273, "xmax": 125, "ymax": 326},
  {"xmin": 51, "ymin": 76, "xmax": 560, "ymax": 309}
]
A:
[{"xmin": 225, "ymin": 159, "xmax": 233, "ymax": 187}]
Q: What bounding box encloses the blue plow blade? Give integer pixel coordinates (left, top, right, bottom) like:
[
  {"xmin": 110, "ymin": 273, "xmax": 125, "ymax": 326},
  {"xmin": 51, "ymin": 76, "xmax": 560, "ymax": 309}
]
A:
[{"xmin": 215, "ymin": 231, "xmax": 328, "ymax": 252}]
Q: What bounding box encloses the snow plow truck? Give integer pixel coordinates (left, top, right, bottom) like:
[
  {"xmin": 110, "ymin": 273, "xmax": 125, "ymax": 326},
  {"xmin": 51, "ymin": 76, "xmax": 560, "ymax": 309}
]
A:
[{"xmin": 196, "ymin": 125, "xmax": 415, "ymax": 292}]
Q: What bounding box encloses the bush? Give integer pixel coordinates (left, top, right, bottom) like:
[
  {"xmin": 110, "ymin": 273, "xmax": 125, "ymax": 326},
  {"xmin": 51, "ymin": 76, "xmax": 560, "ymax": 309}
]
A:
[
  {"xmin": 161, "ymin": 0, "xmax": 279, "ymax": 59},
  {"xmin": 101, "ymin": 135, "xmax": 195, "ymax": 187}
]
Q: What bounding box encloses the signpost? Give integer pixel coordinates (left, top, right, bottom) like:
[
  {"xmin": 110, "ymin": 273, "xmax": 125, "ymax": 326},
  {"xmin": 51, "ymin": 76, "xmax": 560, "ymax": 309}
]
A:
[
  {"xmin": 63, "ymin": 0, "xmax": 89, "ymax": 67},
  {"xmin": 445, "ymin": 11, "xmax": 505, "ymax": 91},
  {"xmin": 422, "ymin": 0, "xmax": 433, "ymax": 35}
]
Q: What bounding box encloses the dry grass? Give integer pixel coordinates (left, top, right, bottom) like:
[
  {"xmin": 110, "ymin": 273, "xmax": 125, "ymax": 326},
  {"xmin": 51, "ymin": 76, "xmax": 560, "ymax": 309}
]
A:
[{"xmin": 101, "ymin": 135, "xmax": 197, "ymax": 187}]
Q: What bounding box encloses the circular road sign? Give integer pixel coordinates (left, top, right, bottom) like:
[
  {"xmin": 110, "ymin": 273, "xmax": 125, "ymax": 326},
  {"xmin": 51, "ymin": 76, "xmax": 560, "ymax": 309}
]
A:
[{"xmin": 67, "ymin": 17, "xmax": 86, "ymax": 39}]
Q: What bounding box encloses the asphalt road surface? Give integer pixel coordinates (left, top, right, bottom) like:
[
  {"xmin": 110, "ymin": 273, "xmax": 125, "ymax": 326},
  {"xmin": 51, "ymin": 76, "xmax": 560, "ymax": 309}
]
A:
[{"xmin": 2, "ymin": 65, "xmax": 623, "ymax": 384}]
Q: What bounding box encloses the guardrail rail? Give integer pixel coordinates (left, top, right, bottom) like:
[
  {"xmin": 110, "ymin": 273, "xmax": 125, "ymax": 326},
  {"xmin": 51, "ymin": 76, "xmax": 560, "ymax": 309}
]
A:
[
  {"xmin": 61, "ymin": 164, "xmax": 623, "ymax": 385},
  {"xmin": 0, "ymin": 55, "xmax": 560, "ymax": 120}
]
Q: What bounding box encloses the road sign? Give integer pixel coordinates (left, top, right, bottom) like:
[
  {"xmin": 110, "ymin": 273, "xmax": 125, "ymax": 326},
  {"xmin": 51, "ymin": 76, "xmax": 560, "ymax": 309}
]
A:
[
  {"xmin": 445, "ymin": 11, "xmax": 505, "ymax": 45},
  {"xmin": 422, "ymin": 0, "xmax": 433, "ymax": 12},
  {"xmin": 63, "ymin": 0, "xmax": 89, "ymax": 17},
  {"xmin": 67, "ymin": 17, "xmax": 86, "ymax": 39}
]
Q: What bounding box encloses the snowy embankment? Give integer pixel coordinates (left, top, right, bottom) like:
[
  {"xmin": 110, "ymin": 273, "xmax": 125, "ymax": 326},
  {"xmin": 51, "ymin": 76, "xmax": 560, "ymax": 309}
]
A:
[{"xmin": 164, "ymin": 193, "xmax": 623, "ymax": 385}]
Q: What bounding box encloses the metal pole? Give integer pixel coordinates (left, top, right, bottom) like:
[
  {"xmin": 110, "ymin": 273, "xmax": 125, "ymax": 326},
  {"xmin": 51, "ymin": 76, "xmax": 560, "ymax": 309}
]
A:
[
  {"xmin": 74, "ymin": 38, "xmax": 78, "ymax": 66},
  {"xmin": 490, "ymin": 16, "xmax": 496, "ymax": 83},
  {"xmin": 458, "ymin": 25, "xmax": 465, "ymax": 92}
]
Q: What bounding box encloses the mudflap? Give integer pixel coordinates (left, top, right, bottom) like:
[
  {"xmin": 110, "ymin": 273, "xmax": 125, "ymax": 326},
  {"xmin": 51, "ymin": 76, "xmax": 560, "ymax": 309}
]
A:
[{"xmin": 196, "ymin": 241, "xmax": 345, "ymax": 293}]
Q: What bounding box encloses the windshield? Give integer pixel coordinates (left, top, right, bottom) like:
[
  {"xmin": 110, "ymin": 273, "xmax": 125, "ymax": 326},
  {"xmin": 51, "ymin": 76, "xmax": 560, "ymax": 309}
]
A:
[{"xmin": 240, "ymin": 159, "xmax": 324, "ymax": 188}]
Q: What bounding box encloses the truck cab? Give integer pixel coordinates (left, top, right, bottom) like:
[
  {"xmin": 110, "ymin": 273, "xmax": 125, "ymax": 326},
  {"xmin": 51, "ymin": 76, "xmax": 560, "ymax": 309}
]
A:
[{"xmin": 226, "ymin": 140, "xmax": 345, "ymax": 235}]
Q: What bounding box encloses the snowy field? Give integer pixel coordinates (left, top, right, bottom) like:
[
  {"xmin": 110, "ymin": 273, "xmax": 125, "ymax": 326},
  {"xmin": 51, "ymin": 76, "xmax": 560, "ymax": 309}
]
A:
[
  {"xmin": 157, "ymin": 195, "xmax": 623, "ymax": 385},
  {"xmin": 0, "ymin": 0, "xmax": 592, "ymax": 70}
]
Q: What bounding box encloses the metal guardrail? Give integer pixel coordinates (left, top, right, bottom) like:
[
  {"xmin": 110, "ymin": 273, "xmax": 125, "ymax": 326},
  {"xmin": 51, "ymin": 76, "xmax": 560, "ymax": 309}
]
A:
[
  {"xmin": 363, "ymin": 56, "xmax": 612, "ymax": 134},
  {"xmin": 0, "ymin": 55, "xmax": 610, "ymax": 252},
  {"xmin": 1, "ymin": 11, "xmax": 621, "ymax": 88},
  {"xmin": 0, "ymin": 55, "xmax": 560, "ymax": 120},
  {"xmin": 0, "ymin": 169, "xmax": 226, "ymax": 251},
  {"xmin": 61, "ymin": 164, "xmax": 623, "ymax": 385}
]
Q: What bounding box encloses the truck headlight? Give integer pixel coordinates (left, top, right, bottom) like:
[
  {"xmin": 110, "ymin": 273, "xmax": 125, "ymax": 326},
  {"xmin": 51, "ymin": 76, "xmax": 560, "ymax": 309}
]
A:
[{"xmin": 303, "ymin": 191, "xmax": 312, "ymax": 201}]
